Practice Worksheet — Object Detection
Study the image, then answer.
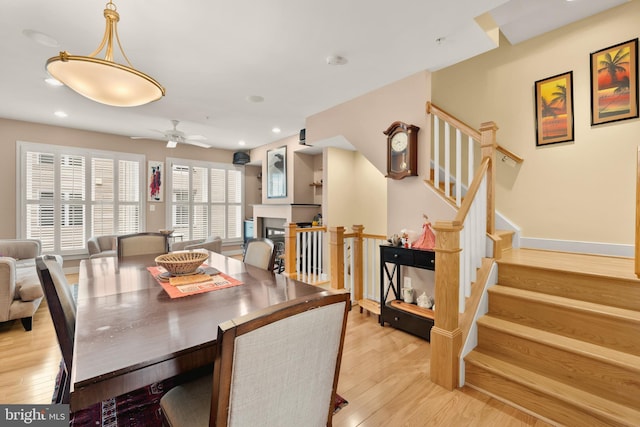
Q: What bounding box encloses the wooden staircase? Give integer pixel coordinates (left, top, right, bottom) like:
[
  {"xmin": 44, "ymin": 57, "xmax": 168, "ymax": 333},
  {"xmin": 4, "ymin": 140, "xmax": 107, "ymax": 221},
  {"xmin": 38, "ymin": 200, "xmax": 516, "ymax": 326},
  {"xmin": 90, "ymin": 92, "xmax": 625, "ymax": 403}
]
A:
[{"xmin": 464, "ymin": 248, "xmax": 640, "ymax": 426}]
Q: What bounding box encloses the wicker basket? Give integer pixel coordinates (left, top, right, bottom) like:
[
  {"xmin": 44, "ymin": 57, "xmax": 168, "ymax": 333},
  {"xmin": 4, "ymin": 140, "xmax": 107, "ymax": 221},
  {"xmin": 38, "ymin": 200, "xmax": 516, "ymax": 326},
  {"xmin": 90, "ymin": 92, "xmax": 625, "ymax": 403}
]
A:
[{"xmin": 155, "ymin": 252, "xmax": 208, "ymax": 276}]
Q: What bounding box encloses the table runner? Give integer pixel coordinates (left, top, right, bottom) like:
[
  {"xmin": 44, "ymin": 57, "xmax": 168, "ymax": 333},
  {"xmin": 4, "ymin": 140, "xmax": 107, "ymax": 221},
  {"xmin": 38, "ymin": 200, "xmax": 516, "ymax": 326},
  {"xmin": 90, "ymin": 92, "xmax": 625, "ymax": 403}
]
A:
[{"xmin": 147, "ymin": 265, "xmax": 242, "ymax": 298}]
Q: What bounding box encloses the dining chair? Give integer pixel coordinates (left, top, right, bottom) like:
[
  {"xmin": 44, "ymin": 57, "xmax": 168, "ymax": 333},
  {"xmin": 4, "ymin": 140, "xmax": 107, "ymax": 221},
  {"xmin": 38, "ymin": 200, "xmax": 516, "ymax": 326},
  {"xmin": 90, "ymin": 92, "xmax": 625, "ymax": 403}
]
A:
[
  {"xmin": 242, "ymin": 238, "xmax": 276, "ymax": 271},
  {"xmin": 160, "ymin": 291, "xmax": 350, "ymax": 427},
  {"xmin": 116, "ymin": 232, "xmax": 169, "ymax": 258},
  {"xmin": 35, "ymin": 255, "xmax": 76, "ymax": 404}
]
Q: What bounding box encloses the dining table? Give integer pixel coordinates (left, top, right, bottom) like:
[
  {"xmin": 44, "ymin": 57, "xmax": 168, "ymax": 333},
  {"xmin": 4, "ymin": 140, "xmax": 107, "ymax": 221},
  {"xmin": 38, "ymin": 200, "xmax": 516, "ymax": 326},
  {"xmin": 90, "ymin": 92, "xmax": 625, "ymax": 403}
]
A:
[{"xmin": 70, "ymin": 250, "xmax": 333, "ymax": 411}]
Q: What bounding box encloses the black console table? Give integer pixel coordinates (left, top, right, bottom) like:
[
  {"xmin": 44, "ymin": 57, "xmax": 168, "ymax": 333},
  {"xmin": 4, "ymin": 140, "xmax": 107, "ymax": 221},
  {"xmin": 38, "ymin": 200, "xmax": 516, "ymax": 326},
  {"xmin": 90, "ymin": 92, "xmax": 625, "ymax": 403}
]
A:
[{"xmin": 380, "ymin": 245, "xmax": 435, "ymax": 341}]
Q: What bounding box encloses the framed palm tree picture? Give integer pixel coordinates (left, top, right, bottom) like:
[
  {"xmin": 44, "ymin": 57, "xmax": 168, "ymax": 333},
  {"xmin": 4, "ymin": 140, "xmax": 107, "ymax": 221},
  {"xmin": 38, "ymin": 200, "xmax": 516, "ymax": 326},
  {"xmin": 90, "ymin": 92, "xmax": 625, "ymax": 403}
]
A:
[
  {"xmin": 535, "ymin": 71, "xmax": 574, "ymax": 146},
  {"xmin": 590, "ymin": 38, "xmax": 638, "ymax": 126}
]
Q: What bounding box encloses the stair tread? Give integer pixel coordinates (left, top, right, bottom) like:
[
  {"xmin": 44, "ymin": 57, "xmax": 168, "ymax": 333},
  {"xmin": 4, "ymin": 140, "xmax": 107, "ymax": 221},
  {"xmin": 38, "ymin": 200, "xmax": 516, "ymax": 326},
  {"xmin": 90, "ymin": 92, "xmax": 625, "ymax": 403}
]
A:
[
  {"xmin": 465, "ymin": 350, "xmax": 640, "ymax": 423},
  {"xmin": 477, "ymin": 315, "xmax": 640, "ymax": 372},
  {"xmin": 489, "ymin": 284, "xmax": 640, "ymax": 322},
  {"xmin": 499, "ymin": 248, "xmax": 639, "ymax": 282}
]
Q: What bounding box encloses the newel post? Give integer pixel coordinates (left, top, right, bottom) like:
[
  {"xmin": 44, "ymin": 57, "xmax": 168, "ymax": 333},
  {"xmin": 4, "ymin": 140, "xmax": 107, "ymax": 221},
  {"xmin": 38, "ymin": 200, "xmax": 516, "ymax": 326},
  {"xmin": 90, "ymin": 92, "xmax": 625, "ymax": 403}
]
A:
[
  {"xmin": 329, "ymin": 226, "xmax": 345, "ymax": 290},
  {"xmin": 430, "ymin": 220, "xmax": 463, "ymax": 390},
  {"xmin": 352, "ymin": 225, "xmax": 364, "ymax": 301},
  {"xmin": 480, "ymin": 121, "xmax": 498, "ymax": 235},
  {"xmin": 284, "ymin": 223, "xmax": 297, "ymax": 276}
]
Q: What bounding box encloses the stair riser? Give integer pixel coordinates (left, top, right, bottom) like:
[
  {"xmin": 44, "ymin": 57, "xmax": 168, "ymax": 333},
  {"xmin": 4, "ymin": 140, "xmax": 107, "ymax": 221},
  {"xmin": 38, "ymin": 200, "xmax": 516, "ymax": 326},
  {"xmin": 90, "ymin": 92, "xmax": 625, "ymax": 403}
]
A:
[
  {"xmin": 477, "ymin": 324, "xmax": 640, "ymax": 408},
  {"xmin": 497, "ymin": 263, "xmax": 640, "ymax": 311},
  {"xmin": 465, "ymin": 362, "xmax": 632, "ymax": 427},
  {"xmin": 488, "ymin": 290, "xmax": 640, "ymax": 356}
]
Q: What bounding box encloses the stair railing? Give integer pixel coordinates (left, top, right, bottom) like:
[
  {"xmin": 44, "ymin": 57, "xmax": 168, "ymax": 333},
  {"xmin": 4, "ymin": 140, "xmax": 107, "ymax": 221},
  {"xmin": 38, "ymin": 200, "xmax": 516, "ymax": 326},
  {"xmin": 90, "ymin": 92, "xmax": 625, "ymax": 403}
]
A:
[
  {"xmin": 284, "ymin": 223, "xmax": 327, "ymax": 283},
  {"xmin": 326, "ymin": 225, "xmax": 386, "ymax": 310},
  {"xmin": 427, "ymin": 101, "xmax": 498, "ymax": 390}
]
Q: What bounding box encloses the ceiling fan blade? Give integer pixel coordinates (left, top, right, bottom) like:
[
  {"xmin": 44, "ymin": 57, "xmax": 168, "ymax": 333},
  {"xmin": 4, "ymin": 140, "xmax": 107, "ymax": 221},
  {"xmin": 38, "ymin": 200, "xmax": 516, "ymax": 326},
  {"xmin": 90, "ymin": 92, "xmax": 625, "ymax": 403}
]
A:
[
  {"xmin": 130, "ymin": 136, "xmax": 149, "ymax": 139},
  {"xmin": 166, "ymin": 140, "xmax": 178, "ymax": 148},
  {"xmin": 184, "ymin": 134, "xmax": 207, "ymax": 141},
  {"xmin": 183, "ymin": 139, "xmax": 211, "ymax": 148}
]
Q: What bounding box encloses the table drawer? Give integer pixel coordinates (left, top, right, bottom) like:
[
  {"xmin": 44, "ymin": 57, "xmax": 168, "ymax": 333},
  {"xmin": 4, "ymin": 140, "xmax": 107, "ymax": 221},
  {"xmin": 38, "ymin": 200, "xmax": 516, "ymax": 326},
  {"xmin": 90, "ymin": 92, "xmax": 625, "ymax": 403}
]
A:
[
  {"xmin": 382, "ymin": 247, "xmax": 413, "ymax": 264},
  {"xmin": 413, "ymin": 250, "xmax": 435, "ymax": 269}
]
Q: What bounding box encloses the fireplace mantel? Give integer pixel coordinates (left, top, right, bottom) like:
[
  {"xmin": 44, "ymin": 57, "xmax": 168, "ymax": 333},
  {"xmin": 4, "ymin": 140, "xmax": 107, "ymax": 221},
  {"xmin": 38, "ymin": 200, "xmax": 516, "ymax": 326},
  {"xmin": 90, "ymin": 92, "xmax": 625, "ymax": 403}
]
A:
[{"xmin": 252, "ymin": 204, "xmax": 321, "ymax": 238}]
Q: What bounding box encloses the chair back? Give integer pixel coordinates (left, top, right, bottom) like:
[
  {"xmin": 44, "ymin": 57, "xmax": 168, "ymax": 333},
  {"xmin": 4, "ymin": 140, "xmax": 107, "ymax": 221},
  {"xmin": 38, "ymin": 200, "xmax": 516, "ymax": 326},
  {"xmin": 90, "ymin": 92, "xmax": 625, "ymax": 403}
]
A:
[
  {"xmin": 117, "ymin": 232, "xmax": 168, "ymax": 258},
  {"xmin": 35, "ymin": 255, "xmax": 76, "ymax": 403},
  {"xmin": 211, "ymin": 291, "xmax": 350, "ymax": 426},
  {"xmin": 243, "ymin": 238, "xmax": 276, "ymax": 270}
]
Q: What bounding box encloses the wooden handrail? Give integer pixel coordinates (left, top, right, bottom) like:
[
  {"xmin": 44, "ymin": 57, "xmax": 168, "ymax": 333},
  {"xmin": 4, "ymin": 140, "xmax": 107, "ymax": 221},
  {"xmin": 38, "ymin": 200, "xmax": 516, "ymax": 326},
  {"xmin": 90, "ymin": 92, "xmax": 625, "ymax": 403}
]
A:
[
  {"xmin": 427, "ymin": 102, "xmax": 481, "ymax": 141},
  {"xmin": 497, "ymin": 145, "xmax": 523, "ymax": 164},
  {"xmin": 428, "ymin": 101, "xmax": 522, "ymax": 166},
  {"xmin": 454, "ymin": 158, "xmax": 490, "ymax": 224}
]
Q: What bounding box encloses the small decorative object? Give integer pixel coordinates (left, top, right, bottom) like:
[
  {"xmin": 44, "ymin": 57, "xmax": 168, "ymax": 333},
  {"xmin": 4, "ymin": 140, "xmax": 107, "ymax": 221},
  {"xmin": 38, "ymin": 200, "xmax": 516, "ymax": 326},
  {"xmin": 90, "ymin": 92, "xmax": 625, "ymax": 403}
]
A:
[
  {"xmin": 534, "ymin": 71, "xmax": 574, "ymax": 146},
  {"xmin": 590, "ymin": 38, "xmax": 638, "ymax": 126},
  {"xmin": 403, "ymin": 287, "xmax": 414, "ymax": 303},
  {"xmin": 412, "ymin": 215, "xmax": 436, "ymax": 250},
  {"xmin": 384, "ymin": 121, "xmax": 420, "ymax": 180},
  {"xmin": 155, "ymin": 252, "xmax": 208, "ymax": 276},
  {"xmin": 417, "ymin": 292, "xmax": 433, "ymax": 309},
  {"xmin": 388, "ymin": 234, "xmax": 402, "ymax": 247}
]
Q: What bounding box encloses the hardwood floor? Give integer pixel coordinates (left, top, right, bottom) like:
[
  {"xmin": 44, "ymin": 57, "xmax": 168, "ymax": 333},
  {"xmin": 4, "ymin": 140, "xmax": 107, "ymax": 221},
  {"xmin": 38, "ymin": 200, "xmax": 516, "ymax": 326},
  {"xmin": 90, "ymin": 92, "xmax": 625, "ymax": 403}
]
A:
[{"xmin": 0, "ymin": 276, "xmax": 550, "ymax": 426}]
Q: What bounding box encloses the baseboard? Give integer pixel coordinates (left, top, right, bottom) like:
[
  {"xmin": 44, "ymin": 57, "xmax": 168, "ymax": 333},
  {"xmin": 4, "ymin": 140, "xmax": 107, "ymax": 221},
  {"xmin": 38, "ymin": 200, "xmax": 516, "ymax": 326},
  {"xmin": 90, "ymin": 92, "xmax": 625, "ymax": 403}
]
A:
[{"xmin": 519, "ymin": 237, "xmax": 634, "ymax": 258}]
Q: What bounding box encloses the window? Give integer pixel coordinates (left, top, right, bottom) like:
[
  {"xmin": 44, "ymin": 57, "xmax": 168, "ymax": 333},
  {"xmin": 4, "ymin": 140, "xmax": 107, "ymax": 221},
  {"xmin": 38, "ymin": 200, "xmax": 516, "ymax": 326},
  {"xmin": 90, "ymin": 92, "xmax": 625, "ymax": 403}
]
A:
[
  {"xmin": 18, "ymin": 142, "xmax": 145, "ymax": 255},
  {"xmin": 167, "ymin": 158, "xmax": 243, "ymax": 242}
]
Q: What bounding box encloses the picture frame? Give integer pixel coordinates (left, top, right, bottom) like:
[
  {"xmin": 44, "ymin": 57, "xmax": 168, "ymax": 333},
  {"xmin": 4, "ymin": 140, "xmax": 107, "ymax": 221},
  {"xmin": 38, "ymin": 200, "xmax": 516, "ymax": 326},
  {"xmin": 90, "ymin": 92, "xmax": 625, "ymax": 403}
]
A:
[
  {"xmin": 148, "ymin": 160, "xmax": 164, "ymax": 202},
  {"xmin": 590, "ymin": 38, "xmax": 638, "ymax": 126},
  {"xmin": 266, "ymin": 146, "xmax": 287, "ymax": 199},
  {"xmin": 534, "ymin": 71, "xmax": 574, "ymax": 146}
]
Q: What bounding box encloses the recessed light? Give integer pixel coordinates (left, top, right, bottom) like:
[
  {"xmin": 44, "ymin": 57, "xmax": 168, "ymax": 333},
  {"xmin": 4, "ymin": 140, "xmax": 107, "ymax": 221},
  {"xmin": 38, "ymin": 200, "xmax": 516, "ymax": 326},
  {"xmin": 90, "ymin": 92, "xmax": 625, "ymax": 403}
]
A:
[
  {"xmin": 45, "ymin": 77, "xmax": 63, "ymax": 87},
  {"xmin": 326, "ymin": 55, "xmax": 348, "ymax": 66},
  {"xmin": 54, "ymin": 111, "xmax": 68, "ymax": 118},
  {"xmin": 238, "ymin": 140, "xmax": 246, "ymax": 146},
  {"xmin": 246, "ymin": 95, "xmax": 264, "ymax": 103},
  {"xmin": 22, "ymin": 29, "xmax": 59, "ymax": 47},
  {"xmin": 272, "ymin": 127, "xmax": 281, "ymax": 134}
]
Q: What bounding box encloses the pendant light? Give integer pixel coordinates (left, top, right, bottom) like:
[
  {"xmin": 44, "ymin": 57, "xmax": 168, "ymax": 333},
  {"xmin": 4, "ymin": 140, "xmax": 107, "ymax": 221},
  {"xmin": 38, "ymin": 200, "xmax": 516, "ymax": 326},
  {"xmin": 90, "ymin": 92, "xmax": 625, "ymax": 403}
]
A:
[{"xmin": 46, "ymin": 1, "xmax": 165, "ymax": 107}]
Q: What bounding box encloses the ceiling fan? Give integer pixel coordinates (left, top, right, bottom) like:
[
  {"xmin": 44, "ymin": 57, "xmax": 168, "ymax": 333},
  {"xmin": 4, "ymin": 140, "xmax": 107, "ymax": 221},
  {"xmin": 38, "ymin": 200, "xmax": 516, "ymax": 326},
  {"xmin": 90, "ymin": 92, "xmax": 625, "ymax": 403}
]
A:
[{"xmin": 131, "ymin": 120, "xmax": 209, "ymax": 148}]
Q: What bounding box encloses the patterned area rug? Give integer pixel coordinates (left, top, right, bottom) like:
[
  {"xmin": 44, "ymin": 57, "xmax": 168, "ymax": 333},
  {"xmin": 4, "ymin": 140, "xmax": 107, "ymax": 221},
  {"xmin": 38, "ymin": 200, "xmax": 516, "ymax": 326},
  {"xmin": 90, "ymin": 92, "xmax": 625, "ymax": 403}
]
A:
[{"xmin": 65, "ymin": 373, "xmax": 348, "ymax": 426}]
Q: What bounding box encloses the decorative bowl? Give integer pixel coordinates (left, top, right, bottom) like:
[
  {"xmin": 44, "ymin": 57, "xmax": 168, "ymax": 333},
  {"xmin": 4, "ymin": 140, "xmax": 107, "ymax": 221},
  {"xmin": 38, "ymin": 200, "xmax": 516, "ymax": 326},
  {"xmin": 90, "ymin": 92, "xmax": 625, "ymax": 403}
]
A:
[{"xmin": 155, "ymin": 252, "xmax": 208, "ymax": 276}]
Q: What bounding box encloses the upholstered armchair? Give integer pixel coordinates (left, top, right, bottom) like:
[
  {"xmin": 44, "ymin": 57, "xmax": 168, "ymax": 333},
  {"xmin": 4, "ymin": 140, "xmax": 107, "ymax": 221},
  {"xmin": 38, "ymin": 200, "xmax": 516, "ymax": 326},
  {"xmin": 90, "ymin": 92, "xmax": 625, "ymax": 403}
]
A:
[
  {"xmin": 0, "ymin": 239, "xmax": 44, "ymax": 331},
  {"xmin": 87, "ymin": 235, "xmax": 117, "ymax": 258},
  {"xmin": 171, "ymin": 235, "xmax": 222, "ymax": 254}
]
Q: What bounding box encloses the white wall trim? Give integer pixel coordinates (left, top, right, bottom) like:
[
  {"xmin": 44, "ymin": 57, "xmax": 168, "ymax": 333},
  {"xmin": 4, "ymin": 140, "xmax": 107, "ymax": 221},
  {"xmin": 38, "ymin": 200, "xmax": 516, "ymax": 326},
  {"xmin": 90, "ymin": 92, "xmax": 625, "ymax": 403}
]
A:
[{"xmin": 520, "ymin": 237, "xmax": 634, "ymax": 258}]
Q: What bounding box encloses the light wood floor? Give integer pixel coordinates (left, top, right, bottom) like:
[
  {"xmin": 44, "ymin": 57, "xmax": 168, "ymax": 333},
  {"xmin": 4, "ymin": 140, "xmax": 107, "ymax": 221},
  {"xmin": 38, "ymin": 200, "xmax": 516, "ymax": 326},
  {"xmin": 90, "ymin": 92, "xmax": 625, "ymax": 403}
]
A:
[{"xmin": 0, "ymin": 276, "xmax": 551, "ymax": 426}]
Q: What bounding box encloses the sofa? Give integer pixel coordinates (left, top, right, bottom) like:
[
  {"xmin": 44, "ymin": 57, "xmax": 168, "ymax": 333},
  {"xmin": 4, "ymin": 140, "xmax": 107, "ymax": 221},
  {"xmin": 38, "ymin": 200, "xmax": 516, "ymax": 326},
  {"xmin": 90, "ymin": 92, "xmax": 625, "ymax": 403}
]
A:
[
  {"xmin": 170, "ymin": 235, "xmax": 222, "ymax": 254},
  {"xmin": 87, "ymin": 235, "xmax": 117, "ymax": 258},
  {"xmin": 0, "ymin": 239, "xmax": 45, "ymax": 331}
]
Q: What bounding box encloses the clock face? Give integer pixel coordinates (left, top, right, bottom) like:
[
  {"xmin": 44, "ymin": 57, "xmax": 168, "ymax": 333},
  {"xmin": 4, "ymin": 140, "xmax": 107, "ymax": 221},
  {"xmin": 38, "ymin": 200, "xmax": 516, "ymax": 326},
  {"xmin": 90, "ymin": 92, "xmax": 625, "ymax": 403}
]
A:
[{"xmin": 391, "ymin": 133, "xmax": 408, "ymax": 152}]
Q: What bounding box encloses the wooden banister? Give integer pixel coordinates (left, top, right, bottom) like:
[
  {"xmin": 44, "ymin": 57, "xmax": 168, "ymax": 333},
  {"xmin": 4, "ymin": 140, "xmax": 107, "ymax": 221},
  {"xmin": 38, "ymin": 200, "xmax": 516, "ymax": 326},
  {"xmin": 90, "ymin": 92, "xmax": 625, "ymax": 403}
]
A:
[{"xmin": 427, "ymin": 101, "xmax": 521, "ymax": 167}]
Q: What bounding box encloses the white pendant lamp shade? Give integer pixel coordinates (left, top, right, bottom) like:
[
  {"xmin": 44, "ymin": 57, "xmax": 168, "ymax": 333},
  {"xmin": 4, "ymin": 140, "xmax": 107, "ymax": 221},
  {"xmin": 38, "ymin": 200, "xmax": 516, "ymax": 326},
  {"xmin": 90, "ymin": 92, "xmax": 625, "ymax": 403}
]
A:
[{"xmin": 45, "ymin": 1, "xmax": 165, "ymax": 107}]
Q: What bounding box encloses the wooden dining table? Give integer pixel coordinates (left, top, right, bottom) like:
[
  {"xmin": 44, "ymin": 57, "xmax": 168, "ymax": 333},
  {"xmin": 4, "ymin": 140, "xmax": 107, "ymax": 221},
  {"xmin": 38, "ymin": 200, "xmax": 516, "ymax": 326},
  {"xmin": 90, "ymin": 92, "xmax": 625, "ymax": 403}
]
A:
[{"xmin": 70, "ymin": 251, "xmax": 332, "ymax": 411}]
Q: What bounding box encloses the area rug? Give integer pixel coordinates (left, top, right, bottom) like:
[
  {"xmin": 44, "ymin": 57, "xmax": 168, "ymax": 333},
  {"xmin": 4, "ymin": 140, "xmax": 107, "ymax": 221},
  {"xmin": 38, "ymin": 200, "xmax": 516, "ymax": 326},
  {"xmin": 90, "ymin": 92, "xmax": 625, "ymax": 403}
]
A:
[{"xmin": 67, "ymin": 376, "xmax": 348, "ymax": 426}]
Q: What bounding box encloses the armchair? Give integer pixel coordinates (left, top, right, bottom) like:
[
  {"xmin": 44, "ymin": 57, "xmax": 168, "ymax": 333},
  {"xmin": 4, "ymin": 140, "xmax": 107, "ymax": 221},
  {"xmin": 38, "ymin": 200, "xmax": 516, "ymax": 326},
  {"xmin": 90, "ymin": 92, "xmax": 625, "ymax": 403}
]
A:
[
  {"xmin": 87, "ymin": 235, "xmax": 117, "ymax": 258},
  {"xmin": 0, "ymin": 239, "xmax": 44, "ymax": 331},
  {"xmin": 171, "ymin": 235, "xmax": 222, "ymax": 254}
]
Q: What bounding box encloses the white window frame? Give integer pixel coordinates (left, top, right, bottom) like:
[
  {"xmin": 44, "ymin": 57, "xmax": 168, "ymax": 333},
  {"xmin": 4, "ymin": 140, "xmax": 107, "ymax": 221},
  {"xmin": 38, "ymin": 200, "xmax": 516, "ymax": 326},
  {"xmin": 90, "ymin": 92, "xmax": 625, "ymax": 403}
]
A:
[
  {"xmin": 17, "ymin": 141, "xmax": 146, "ymax": 255},
  {"xmin": 166, "ymin": 157, "xmax": 244, "ymax": 243}
]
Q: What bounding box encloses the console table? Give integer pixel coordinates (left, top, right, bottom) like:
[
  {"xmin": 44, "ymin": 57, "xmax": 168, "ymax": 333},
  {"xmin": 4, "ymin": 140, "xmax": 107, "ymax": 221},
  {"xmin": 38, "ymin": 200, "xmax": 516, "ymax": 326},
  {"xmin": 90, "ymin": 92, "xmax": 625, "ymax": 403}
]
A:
[{"xmin": 380, "ymin": 245, "xmax": 435, "ymax": 340}]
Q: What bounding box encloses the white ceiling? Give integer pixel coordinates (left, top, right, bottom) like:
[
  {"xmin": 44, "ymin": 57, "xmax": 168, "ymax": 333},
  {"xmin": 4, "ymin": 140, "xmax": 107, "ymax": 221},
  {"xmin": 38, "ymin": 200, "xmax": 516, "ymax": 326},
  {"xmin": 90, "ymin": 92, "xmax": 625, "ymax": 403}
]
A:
[{"xmin": 0, "ymin": 0, "xmax": 628, "ymax": 151}]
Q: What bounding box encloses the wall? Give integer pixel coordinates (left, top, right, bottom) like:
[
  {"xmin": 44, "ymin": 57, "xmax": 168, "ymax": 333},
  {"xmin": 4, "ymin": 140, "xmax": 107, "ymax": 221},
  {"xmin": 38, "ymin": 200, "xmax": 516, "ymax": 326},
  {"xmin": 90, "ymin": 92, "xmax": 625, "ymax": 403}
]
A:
[
  {"xmin": 0, "ymin": 118, "xmax": 236, "ymax": 238},
  {"xmin": 307, "ymin": 71, "xmax": 445, "ymax": 236},
  {"xmin": 432, "ymin": 1, "xmax": 640, "ymax": 246}
]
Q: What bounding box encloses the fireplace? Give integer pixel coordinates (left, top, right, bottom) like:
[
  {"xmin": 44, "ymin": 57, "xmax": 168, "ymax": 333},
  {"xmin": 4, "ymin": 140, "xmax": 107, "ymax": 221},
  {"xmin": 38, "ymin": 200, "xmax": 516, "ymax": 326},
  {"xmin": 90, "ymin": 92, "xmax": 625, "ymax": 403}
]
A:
[{"xmin": 265, "ymin": 226, "xmax": 285, "ymax": 244}]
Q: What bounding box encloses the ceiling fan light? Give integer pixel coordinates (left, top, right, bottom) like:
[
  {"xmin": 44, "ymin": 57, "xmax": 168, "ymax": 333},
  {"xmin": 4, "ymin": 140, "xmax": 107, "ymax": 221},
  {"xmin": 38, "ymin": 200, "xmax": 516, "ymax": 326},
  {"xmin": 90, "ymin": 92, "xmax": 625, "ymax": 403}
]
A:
[{"xmin": 45, "ymin": 1, "xmax": 164, "ymax": 107}]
